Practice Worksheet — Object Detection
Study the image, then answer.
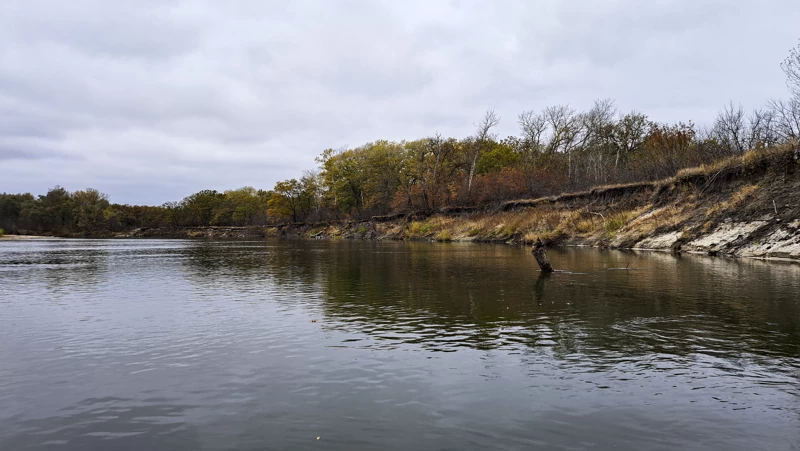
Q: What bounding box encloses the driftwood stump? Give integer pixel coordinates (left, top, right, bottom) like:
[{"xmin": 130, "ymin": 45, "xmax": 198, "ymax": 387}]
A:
[{"xmin": 531, "ymin": 238, "xmax": 554, "ymax": 273}]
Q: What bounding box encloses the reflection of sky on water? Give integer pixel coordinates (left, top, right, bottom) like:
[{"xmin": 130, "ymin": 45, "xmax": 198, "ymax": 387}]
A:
[{"xmin": 1, "ymin": 239, "xmax": 798, "ymax": 450}]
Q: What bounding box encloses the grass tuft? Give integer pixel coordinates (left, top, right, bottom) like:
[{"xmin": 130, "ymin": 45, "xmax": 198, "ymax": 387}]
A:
[{"xmin": 435, "ymin": 230, "xmax": 452, "ymax": 242}]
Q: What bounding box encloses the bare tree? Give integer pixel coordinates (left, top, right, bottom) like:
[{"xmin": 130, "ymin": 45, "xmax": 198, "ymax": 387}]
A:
[
  {"xmin": 748, "ymin": 108, "xmax": 778, "ymax": 149},
  {"xmin": 543, "ymin": 105, "xmax": 580, "ymax": 181},
  {"xmin": 518, "ymin": 109, "xmax": 548, "ymax": 150},
  {"xmin": 713, "ymin": 103, "xmax": 785, "ymax": 152},
  {"xmin": 543, "ymin": 105, "xmax": 580, "ymax": 153},
  {"xmin": 579, "ymin": 99, "xmax": 617, "ymax": 148},
  {"xmin": 467, "ymin": 109, "xmax": 500, "ymax": 196},
  {"xmin": 713, "ymin": 102, "xmax": 748, "ymax": 153},
  {"xmin": 517, "ymin": 109, "xmax": 549, "ymax": 193},
  {"xmin": 576, "ymin": 99, "xmax": 617, "ymax": 183},
  {"xmin": 768, "ymin": 98, "xmax": 800, "ymax": 141},
  {"xmin": 782, "ymin": 40, "xmax": 800, "ymax": 100}
]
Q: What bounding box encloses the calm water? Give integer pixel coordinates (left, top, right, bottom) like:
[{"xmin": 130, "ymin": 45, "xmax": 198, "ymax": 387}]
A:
[{"xmin": 1, "ymin": 239, "xmax": 799, "ymax": 450}]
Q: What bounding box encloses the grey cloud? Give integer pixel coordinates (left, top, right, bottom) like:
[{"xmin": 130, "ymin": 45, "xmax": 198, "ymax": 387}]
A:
[
  {"xmin": 3, "ymin": 1, "xmax": 201, "ymax": 60},
  {"xmin": 0, "ymin": 144, "xmax": 77, "ymax": 161},
  {"xmin": 0, "ymin": 0, "xmax": 798, "ymax": 204}
]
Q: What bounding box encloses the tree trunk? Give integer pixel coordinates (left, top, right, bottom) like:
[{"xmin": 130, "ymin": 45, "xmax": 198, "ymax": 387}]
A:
[
  {"xmin": 467, "ymin": 152, "xmax": 478, "ymax": 195},
  {"xmin": 531, "ymin": 238, "xmax": 554, "ymax": 273},
  {"xmin": 567, "ymin": 149, "xmax": 574, "ymax": 185}
]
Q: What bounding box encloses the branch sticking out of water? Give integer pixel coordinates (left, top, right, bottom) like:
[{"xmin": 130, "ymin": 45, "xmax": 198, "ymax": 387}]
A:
[{"xmin": 531, "ymin": 238, "xmax": 554, "ymax": 273}]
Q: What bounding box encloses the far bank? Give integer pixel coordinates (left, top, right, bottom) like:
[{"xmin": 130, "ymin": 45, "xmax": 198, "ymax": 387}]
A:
[{"xmin": 101, "ymin": 146, "xmax": 800, "ymax": 262}]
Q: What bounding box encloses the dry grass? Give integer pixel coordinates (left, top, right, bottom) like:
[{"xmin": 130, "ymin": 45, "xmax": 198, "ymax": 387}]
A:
[
  {"xmin": 392, "ymin": 144, "xmax": 791, "ymax": 246},
  {"xmin": 676, "ymin": 160, "xmax": 728, "ymax": 180},
  {"xmin": 502, "ymin": 145, "xmax": 795, "ymax": 219},
  {"xmin": 704, "ymin": 183, "xmax": 760, "ymax": 219},
  {"xmin": 625, "ymin": 205, "xmax": 687, "ymax": 237},
  {"xmin": 575, "ymin": 218, "xmax": 596, "ymax": 233},
  {"xmin": 443, "ymin": 207, "xmax": 604, "ymax": 244},
  {"xmin": 406, "ymin": 216, "xmax": 464, "ymax": 239},
  {"xmin": 501, "ymin": 181, "xmax": 656, "ymax": 212},
  {"xmin": 677, "ymin": 145, "xmax": 796, "ymax": 182},
  {"xmin": 731, "ymin": 183, "xmax": 760, "ymax": 203}
]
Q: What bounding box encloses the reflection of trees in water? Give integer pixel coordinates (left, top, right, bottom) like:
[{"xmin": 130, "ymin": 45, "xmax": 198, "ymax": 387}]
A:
[
  {"xmin": 178, "ymin": 239, "xmax": 799, "ymax": 361},
  {"xmin": 182, "ymin": 241, "xmax": 267, "ymax": 276},
  {"xmin": 180, "ymin": 240, "xmax": 329, "ymax": 302},
  {"xmin": 317, "ymin": 241, "xmax": 530, "ymax": 351},
  {"xmin": 0, "ymin": 243, "xmax": 110, "ymax": 296},
  {"xmin": 31, "ymin": 246, "xmax": 110, "ymax": 299},
  {"xmin": 317, "ymin": 243, "xmax": 800, "ymax": 360}
]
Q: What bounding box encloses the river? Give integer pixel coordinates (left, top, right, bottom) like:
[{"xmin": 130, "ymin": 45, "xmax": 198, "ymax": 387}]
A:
[{"xmin": 1, "ymin": 239, "xmax": 799, "ymax": 450}]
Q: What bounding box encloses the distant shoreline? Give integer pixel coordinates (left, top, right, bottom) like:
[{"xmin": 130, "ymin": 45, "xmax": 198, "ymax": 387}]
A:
[
  {"xmin": 5, "ymin": 147, "xmax": 798, "ymax": 261},
  {"xmin": 0, "ymin": 235, "xmax": 60, "ymax": 240}
]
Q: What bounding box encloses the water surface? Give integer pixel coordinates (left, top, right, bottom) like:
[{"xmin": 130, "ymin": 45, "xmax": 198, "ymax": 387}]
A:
[{"xmin": 1, "ymin": 239, "xmax": 799, "ymax": 450}]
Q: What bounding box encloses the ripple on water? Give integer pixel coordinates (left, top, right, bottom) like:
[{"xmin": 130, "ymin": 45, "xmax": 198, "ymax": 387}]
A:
[{"xmin": 1, "ymin": 240, "xmax": 799, "ymax": 450}]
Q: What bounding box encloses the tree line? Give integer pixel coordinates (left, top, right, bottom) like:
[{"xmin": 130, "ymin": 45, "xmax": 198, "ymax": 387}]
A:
[{"xmin": 2, "ymin": 42, "xmax": 799, "ymax": 236}]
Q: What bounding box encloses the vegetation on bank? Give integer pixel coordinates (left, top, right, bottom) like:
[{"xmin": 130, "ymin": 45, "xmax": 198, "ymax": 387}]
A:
[
  {"xmin": 273, "ymin": 144, "xmax": 798, "ymax": 261},
  {"xmin": 1, "ymin": 43, "xmax": 799, "ymax": 237},
  {"xmin": 392, "ymin": 145, "xmax": 800, "ymax": 244}
]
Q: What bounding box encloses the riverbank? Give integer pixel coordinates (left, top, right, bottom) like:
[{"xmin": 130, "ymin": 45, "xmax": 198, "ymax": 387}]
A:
[
  {"xmin": 7, "ymin": 146, "xmax": 799, "ymax": 261},
  {"xmin": 269, "ymin": 145, "xmax": 800, "ymax": 260},
  {"xmin": 114, "ymin": 226, "xmax": 265, "ymax": 239}
]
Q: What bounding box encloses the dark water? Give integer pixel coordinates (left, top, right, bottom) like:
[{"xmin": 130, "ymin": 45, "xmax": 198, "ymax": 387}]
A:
[{"xmin": 1, "ymin": 239, "xmax": 799, "ymax": 451}]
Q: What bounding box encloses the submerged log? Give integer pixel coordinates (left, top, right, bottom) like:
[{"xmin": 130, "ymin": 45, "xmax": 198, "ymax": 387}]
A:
[{"xmin": 531, "ymin": 238, "xmax": 554, "ymax": 273}]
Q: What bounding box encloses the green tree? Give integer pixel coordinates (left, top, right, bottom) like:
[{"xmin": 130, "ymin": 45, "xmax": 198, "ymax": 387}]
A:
[
  {"xmin": 182, "ymin": 190, "xmax": 225, "ymax": 226},
  {"xmin": 72, "ymin": 188, "xmax": 110, "ymax": 233},
  {"xmin": 161, "ymin": 201, "xmax": 182, "ymax": 227},
  {"xmin": 0, "ymin": 193, "xmax": 35, "ymax": 233},
  {"xmin": 317, "ymin": 148, "xmax": 370, "ymax": 217},
  {"xmin": 476, "ymin": 139, "xmax": 519, "ymax": 174},
  {"xmin": 40, "ymin": 186, "xmax": 74, "ymax": 232},
  {"xmin": 223, "ymin": 187, "xmax": 265, "ymax": 225},
  {"xmin": 268, "ymin": 179, "xmax": 304, "ymax": 222}
]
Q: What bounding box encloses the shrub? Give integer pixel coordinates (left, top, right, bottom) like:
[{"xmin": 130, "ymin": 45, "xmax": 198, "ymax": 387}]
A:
[
  {"xmin": 406, "ymin": 221, "xmax": 432, "ymax": 238},
  {"xmin": 575, "ymin": 219, "xmax": 595, "ymax": 233},
  {"xmin": 538, "ymin": 228, "xmax": 567, "ymax": 244},
  {"xmin": 435, "ymin": 230, "xmax": 452, "ymax": 242},
  {"xmin": 605, "ymin": 212, "xmax": 631, "ymax": 234},
  {"xmin": 500, "ymin": 224, "xmax": 516, "ymax": 238},
  {"xmin": 0, "ymin": 228, "xmax": 4, "ymax": 237}
]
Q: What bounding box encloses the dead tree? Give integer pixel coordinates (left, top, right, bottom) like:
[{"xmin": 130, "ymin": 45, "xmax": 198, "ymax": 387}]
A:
[
  {"xmin": 467, "ymin": 110, "xmax": 500, "ymax": 196},
  {"xmin": 531, "ymin": 238, "xmax": 554, "ymax": 273}
]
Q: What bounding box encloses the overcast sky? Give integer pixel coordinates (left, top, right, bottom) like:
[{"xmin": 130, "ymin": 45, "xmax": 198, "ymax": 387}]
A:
[{"xmin": 1, "ymin": 1, "xmax": 799, "ymax": 205}]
